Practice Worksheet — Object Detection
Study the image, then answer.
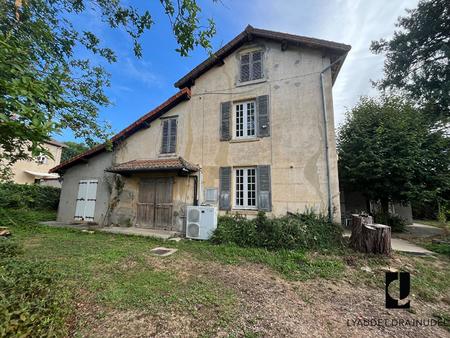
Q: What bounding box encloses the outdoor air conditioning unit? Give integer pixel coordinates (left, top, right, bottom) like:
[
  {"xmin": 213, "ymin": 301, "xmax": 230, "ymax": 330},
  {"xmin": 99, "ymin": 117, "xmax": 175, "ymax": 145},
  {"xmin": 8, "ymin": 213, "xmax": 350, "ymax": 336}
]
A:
[{"xmin": 186, "ymin": 206, "xmax": 218, "ymax": 240}]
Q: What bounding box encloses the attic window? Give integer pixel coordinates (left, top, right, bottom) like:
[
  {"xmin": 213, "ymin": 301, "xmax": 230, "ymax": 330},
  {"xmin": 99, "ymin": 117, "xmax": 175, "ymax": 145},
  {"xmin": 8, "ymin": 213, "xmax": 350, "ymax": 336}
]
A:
[{"xmin": 240, "ymin": 50, "xmax": 263, "ymax": 82}]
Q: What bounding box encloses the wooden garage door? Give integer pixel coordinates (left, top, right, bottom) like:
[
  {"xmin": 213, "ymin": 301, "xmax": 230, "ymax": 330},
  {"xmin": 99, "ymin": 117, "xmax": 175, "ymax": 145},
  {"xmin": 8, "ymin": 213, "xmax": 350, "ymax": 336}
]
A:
[{"xmin": 137, "ymin": 178, "xmax": 173, "ymax": 230}]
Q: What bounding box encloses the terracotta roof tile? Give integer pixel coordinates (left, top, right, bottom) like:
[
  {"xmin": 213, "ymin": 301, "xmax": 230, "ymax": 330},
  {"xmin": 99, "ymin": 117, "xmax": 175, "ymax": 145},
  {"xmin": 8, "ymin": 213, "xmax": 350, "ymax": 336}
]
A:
[
  {"xmin": 106, "ymin": 157, "xmax": 199, "ymax": 173},
  {"xmin": 50, "ymin": 88, "xmax": 191, "ymax": 173},
  {"xmin": 174, "ymin": 25, "xmax": 351, "ymax": 88}
]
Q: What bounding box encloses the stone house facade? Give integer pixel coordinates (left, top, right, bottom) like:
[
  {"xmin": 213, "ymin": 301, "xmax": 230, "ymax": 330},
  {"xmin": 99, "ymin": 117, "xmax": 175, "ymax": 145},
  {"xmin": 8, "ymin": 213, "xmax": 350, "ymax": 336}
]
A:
[{"xmin": 51, "ymin": 26, "xmax": 351, "ymax": 232}]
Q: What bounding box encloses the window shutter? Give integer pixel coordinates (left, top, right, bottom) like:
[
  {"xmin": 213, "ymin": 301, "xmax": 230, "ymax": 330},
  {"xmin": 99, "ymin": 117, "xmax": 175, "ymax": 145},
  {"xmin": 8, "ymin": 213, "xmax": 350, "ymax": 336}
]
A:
[
  {"xmin": 161, "ymin": 120, "xmax": 169, "ymax": 153},
  {"xmin": 252, "ymin": 51, "xmax": 263, "ymax": 80},
  {"xmin": 219, "ymin": 167, "xmax": 231, "ymax": 210},
  {"xmin": 169, "ymin": 118, "xmax": 177, "ymax": 153},
  {"xmin": 257, "ymin": 165, "xmax": 271, "ymax": 211},
  {"xmin": 220, "ymin": 101, "xmax": 231, "ymax": 141},
  {"xmin": 257, "ymin": 95, "xmax": 270, "ymax": 137},
  {"xmin": 240, "ymin": 54, "xmax": 250, "ymax": 82}
]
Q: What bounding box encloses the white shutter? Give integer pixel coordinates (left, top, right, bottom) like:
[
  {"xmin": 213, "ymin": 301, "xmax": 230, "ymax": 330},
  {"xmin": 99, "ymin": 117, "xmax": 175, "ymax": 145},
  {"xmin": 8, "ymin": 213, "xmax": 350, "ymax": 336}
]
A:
[
  {"xmin": 84, "ymin": 180, "xmax": 98, "ymax": 220},
  {"xmin": 75, "ymin": 180, "xmax": 88, "ymax": 220},
  {"xmin": 74, "ymin": 179, "xmax": 98, "ymax": 221}
]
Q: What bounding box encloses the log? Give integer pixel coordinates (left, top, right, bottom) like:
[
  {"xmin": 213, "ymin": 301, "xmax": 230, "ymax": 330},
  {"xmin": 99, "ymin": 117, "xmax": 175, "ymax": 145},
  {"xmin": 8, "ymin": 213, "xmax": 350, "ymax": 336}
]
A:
[{"xmin": 350, "ymin": 215, "xmax": 391, "ymax": 255}]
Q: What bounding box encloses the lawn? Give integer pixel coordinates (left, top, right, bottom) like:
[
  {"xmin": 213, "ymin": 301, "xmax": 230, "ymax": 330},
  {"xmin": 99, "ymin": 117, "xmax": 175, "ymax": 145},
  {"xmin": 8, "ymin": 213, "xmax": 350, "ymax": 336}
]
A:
[{"xmin": 1, "ymin": 208, "xmax": 449, "ymax": 337}]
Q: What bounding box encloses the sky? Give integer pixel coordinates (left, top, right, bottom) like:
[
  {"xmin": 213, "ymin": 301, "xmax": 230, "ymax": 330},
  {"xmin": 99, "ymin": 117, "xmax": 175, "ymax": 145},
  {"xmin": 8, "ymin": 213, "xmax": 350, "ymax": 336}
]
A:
[{"xmin": 58, "ymin": 0, "xmax": 420, "ymax": 143}]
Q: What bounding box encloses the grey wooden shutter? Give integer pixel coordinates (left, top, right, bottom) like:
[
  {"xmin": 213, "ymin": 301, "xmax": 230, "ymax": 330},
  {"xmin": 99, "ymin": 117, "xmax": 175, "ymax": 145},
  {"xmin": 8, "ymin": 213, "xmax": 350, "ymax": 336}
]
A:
[
  {"xmin": 257, "ymin": 95, "xmax": 270, "ymax": 137},
  {"xmin": 240, "ymin": 53, "xmax": 250, "ymax": 82},
  {"xmin": 220, "ymin": 101, "xmax": 231, "ymax": 141},
  {"xmin": 161, "ymin": 119, "xmax": 169, "ymax": 153},
  {"xmin": 219, "ymin": 167, "xmax": 231, "ymax": 210},
  {"xmin": 169, "ymin": 118, "xmax": 177, "ymax": 153},
  {"xmin": 252, "ymin": 51, "xmax": 263, "ymax": 80},
  {"xmin": 257, "ymin": 165, "xmax": 271, "ymax": 211}
]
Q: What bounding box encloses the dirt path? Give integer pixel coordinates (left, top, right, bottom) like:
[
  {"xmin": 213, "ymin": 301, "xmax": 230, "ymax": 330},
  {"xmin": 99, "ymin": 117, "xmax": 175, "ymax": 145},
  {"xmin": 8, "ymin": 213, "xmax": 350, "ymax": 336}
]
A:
[{"xmin": 74, "ymin": 255, "xmax": 449, "ymax": 338}]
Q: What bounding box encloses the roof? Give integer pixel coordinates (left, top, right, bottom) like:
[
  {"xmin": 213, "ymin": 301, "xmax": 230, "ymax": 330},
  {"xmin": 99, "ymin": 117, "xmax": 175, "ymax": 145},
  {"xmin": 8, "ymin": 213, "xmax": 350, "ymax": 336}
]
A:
[
  {"xmin": 174, "ymin": 25, "xmax": 351, "ymax": 88},
  {"xmin": 50, "ymin": 88, "xmax": 191, "ymax": 173},
  {"xmin": 106, "ymin": 157, "xmax": 199, "ymax": 174},
  {"xmin": 45, "ymin": 139, "xmax": 67, "ymax": 148}
]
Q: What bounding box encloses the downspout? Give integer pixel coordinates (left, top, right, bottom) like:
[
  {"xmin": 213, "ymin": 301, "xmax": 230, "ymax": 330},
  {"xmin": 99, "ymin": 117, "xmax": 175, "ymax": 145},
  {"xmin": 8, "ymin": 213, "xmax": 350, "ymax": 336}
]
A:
[{"xmin": 320, "ymin": 56, "xmax": 344, "ymax": 222}]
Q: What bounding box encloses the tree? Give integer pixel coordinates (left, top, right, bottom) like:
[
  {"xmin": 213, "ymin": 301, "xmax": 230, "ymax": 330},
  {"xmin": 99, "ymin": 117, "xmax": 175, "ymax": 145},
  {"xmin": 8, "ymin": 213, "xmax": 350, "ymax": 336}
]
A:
[
  {"xmin": 0, "ymin": 0, "xmax": 216, "ymax": 179},
  {"xmin": 61, "ymin": 142, "xmax": 90, "ymax": 163},
  {"xmin": 371, "ymin": 0, "xmax": 450, "ymax": 123},
  {"xmin": 338, "ymin": 96, "xmax": 450, "ymax": 217}
]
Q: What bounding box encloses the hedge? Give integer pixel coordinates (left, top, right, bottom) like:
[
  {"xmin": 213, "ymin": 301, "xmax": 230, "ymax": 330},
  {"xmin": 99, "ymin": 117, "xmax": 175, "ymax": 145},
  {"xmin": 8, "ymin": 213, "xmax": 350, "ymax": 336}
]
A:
[
  {"xmin": 0, "ymin": 183, "xmax": 60, "ymax": 210},
  {"xmin": 211, "ymin": 211, "xmax": 344, "ymax": 251}
]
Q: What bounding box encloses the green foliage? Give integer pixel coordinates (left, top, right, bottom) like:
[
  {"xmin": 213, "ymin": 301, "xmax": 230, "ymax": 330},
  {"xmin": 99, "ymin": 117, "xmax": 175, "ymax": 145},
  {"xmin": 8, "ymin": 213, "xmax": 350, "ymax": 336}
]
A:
[
  {"xmin": 0, "ymin": 260, "xmax": 70, "ymax": 337},
  {"xmin": 373, "ymin": 212, "xmax": 406, "ymax": 232},
  {"xmin": 425, "ymin": 241, "xmax": 450, "ymax": 257},
  {"xmin": 0, "ymin": 0, "xmax": 216, "ymax": 178},
  {"xmin": 338, "ymin": 96, "xmax": 450, "ymax": 215},
  {"xmin": 371, "ymin": 0, "xmax": 450, "ymax": 123},
  {"xmin": 211, "ymin": 211, "xmax": 343, "ymax": 251},
  {"xmin": 0, "ymin": 208, "xmax": 56, "ymax": 228},
  {"xmin": 60, "ymin": 141, "xmax": 89, "ymax": 163},
  {"xmin": 0, "ymin": 183, "xmax": 60, "ymax": 210},
  {"xmin": 0, "ymin": 239, "xmax": 22, "ymax": 258}
]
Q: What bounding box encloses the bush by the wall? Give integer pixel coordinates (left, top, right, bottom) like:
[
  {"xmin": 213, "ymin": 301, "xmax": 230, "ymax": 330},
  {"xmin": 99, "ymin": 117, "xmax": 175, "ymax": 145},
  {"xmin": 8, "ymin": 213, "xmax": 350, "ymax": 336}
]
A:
[
  {"xmin": 0, "ymin": 183, "xmax": 60, "ymax": 210},
  {"xmin": 211, "ymin": 211, "xmax": 343, "ymax": 251},
  {"xmin": 373, "ymin": 212, "xmax": 406, "ymax": 232}
]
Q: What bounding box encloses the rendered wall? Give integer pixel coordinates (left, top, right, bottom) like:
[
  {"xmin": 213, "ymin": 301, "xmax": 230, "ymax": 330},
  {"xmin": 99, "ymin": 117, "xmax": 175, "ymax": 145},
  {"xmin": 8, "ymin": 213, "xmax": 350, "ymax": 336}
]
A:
[
  {"xmin": 112, "ymin": 39, "xmax": 342, "ymax": 224},
  {"xmin": 57, "ymin": 151, "xmax": 113, "ymax": 225},
  {"xmin": 10, "ymin": 143, "xmax": 63, "ymax": 184}
]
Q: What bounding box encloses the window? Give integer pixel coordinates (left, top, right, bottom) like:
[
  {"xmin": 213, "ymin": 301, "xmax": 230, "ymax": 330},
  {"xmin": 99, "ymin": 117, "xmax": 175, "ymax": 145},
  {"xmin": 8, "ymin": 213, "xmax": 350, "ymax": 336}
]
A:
[
  {"xmin": 235, "ymin": 101, "xmax": 256, "ymax": 138},
  {"xmin": 240, "ymin": 50, "xmax": 263, "ymax": 82},
  {"xmin": 36, "ymin": 154, "xmax": 48, "ymax": 164},
  {"xmin": 161, "ymin": 118, "xmax": 177, "ymax": 154},
  {"xmin": 235, "ymin": 168, "xmax": 257, "ymax": 209}
]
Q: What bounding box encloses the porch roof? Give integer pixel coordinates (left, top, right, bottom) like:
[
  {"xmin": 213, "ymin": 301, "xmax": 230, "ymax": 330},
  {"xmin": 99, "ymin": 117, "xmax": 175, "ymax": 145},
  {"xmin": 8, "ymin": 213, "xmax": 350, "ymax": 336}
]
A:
[{"xmin": 106, "ymin": 157, "xmax": 199, "ymax": 174}]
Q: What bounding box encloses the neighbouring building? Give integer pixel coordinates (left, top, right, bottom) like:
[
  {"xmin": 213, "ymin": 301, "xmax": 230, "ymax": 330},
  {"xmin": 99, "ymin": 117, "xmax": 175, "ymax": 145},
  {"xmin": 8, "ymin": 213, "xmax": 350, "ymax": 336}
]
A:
[
  {"xmin": 50, "ymin": 26, "xmax": 351, "ymax": 231},
  {"xmin": 9, "ymin": 139, "xmax": 66, "ymax": 185}
]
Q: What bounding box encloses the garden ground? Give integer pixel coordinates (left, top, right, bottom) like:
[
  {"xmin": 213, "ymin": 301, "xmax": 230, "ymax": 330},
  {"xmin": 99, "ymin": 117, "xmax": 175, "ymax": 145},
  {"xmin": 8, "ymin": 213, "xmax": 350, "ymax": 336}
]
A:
[{"xmin": 1, "ymin": 209, "xmax": 449, "ymax": 337}]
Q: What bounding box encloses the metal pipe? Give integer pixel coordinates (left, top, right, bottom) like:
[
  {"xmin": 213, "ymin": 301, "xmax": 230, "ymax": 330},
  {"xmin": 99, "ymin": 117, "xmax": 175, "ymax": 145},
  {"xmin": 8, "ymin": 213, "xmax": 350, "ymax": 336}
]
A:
[{"xmin": 320, "ymin": 56, "xmax": 344, "ymax": 222}]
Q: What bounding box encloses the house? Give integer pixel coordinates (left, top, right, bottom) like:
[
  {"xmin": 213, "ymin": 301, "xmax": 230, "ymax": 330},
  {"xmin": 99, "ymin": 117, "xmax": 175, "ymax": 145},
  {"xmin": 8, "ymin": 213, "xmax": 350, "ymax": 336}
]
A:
[
  {"xmin": 50, "ymin": 25, "xmax": 351, "ymax": 231},
  {"xmin": 9, "ymin": 139, "xmax": 66, "ymax": 186}
]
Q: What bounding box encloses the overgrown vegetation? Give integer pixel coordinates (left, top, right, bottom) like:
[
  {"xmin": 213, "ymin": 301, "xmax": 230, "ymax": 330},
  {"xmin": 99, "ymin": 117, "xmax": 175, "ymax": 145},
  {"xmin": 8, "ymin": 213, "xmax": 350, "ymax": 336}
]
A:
[
  {"xmin": 373, "ymin": 212, "xmax": 406, "ymax": 232},
  {"xmin": 211, "ymin": 211, "xmax": 343, "ymax": 251},
  {"xmin": 1, "ymin": 208, "xmax": 449, "ymax": 336},
  {"xmin": 0, "ymin": 182, "xmax": 60, "ymax": 210}
]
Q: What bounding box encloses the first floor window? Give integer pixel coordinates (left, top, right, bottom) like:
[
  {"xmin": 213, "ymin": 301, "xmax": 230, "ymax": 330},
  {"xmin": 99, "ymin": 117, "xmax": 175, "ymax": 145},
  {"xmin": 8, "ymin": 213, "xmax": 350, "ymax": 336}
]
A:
[
  {"xmin": 235, "ymin": 101, "xmax": 255, "ymax": 138},
  {"xmin": 235, "ymin": 167, "xmax": 256, "ymax": 209}
]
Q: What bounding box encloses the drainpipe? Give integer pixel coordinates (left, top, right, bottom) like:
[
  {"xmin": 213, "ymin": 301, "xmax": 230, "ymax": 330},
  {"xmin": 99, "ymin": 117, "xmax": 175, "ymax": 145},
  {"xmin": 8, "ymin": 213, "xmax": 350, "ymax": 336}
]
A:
[{"xmin": 320, "ymin": 56, "xmax": 344, "ymax": 222}]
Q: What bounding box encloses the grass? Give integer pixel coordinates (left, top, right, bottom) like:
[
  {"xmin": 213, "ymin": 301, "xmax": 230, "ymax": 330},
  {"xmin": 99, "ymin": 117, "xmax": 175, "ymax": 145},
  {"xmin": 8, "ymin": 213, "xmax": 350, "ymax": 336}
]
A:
[
  {"xmin": 1, "ymin": 208, "xmax": 450, "ymax": 336},
  {"xmin": 414, "ymin": 219, "xmax": 450, "ymax": 231}
]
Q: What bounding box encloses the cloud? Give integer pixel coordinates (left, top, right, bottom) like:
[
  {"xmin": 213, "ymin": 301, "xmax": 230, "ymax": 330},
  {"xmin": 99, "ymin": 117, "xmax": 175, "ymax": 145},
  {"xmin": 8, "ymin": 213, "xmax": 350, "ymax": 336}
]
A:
[
  {"xmin": 121, "ymin": 57, "xmax": 164, "ymax": 88},
  {"xmin": 222, "ymin": 0, "xmax": 420, "ymax": 126}
]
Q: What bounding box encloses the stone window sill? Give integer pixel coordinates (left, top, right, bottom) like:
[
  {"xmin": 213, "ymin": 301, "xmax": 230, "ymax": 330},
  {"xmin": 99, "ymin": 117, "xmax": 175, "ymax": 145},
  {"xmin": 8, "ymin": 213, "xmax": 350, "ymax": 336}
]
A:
[
  {"xmin": 229, "ymin": 138, "xmax": 260, "ymax": 144},
  {"xmin": 236, "ymin": 78, "xmax": 267, "ymax": 87}
]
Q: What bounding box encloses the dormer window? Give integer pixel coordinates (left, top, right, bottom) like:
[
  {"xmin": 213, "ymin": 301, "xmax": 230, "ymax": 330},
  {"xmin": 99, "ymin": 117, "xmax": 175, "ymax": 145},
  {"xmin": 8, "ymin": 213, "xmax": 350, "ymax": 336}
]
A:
[{"xmin": 240, "ymin": 50, "xmax": 263, "ymax": 82}]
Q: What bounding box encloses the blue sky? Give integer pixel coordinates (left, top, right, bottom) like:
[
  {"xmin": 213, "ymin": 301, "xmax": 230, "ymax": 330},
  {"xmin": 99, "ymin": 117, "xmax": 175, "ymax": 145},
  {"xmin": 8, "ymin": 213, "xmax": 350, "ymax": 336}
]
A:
[{"xmin": 57, "ymin": 0, "xmax": 419, "ymax": 143}]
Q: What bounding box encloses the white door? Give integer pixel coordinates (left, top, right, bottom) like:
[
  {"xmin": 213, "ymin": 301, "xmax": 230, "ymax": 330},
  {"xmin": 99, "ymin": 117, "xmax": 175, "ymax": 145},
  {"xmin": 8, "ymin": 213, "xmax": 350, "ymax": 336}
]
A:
[{"xmin": 74, "ymin": 179, "xmax": 98, "ymax": 221}]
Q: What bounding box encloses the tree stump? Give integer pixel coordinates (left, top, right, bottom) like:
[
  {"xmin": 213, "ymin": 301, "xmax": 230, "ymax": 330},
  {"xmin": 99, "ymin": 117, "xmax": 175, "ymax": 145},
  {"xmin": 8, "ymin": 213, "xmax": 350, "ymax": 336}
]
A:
[{"xmin": 350, "ymin": 214, "xmax": 391, "ymax": 255}]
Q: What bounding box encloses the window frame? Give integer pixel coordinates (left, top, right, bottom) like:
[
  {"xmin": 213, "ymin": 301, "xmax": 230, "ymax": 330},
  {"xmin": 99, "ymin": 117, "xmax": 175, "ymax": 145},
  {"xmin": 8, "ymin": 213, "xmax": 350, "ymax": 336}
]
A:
[
  {"xmin": 160, "ymin": 117, "xmax": 177, "ymax": 155},
  {"xmin": 233, "ymin": 167, "xmax": 257, "ymax": 210},
  {"xmin": 233, "ymin": 100, "xmax": 257, "ymax": 140},
  {"xmin": 239, "ymin": 50, "xmax": 264, "ymax": 83}
]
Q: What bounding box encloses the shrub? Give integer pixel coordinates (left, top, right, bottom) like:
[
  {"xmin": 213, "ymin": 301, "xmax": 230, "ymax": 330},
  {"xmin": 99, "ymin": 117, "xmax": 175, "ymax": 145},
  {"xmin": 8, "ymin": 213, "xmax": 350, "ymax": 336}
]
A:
[
  {"xmin": 211, "ymin": 211, "xmax": 343, "ymax": 251},
  {"xmin": 0, "ymin": 208, "xmax": 56, "ymax": 228},
  {"xmin": 373, "ymin": 212, "xmax": 406, "ymax": 232},
  {"xmin": 0, "ymin": 182, "xmax": 60, "ymax": 210},
  {"xmin": 0, "ymin": 260, "xmax": 70, "ymax": 337}
]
